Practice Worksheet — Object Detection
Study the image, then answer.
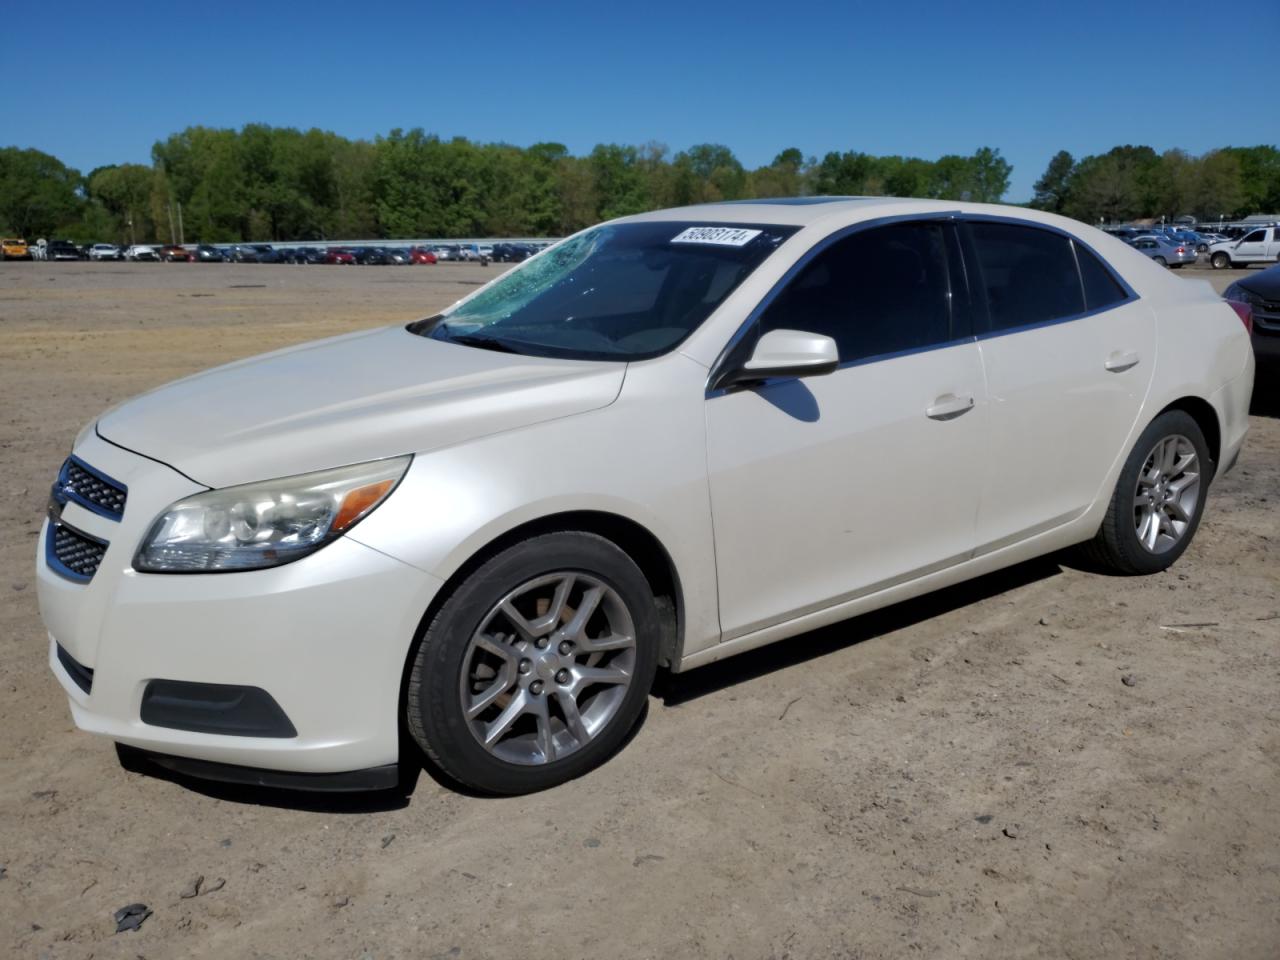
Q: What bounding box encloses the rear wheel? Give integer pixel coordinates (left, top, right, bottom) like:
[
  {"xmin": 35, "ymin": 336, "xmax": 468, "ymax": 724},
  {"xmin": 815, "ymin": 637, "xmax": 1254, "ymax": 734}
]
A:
[
  {"xmin": 1153, "ymin": 256, "xmax": 1167, "ymax": 266},
  {"xmin": 1079, "ymin": 410, "xmax": 1210, "ymax": 575},
  {"xmin": 406, "ymin": 532, "xmax": 659, "ymax": 794}
]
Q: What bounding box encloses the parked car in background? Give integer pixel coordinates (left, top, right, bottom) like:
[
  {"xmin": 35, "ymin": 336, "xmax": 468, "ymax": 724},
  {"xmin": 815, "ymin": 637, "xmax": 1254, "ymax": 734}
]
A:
[
  {"xmin": 2, "ymin": 237, "xmax": 31, "ymax": 260},
  {"xmin": 490, "ymin": 242, "xmax": 532, "ymax": 262},
  {"xmin": 409, "ymin": 246, "xmax": 437, "ymax": 265},
  {"xmin": 159, "ymin": 245, "xmax": 192, "ymax": 262},
  {"xmin": 477, "ymin": 244, "xmax": 494, "ymax": 261},
  {"xmin": 35, "ymin": 199, "xmax": 1254, "ymax": 796},
  {"xmin": 88, "ymin": 243, "xmax": 121, "ymax": 261},
  {"xmin": 297, "ymin": 248, "xmax": 328, "ymax": 264},
  {"xmin": 123, "ymin": 245, "xmax": 160, "ymax": 262},
  {"xmin": 194, "ymin": 245, "xmax": 224, "ymax": 263},
  {"xmin": 251, "ymin": 244, "xmax": 282, "ymax": 264},
  {"xmin": 48, "ymin": 240, "xmax": 84, "ymax": 261},
  {"xmin": 227, "ymin": 245, "xmax": 258, "ymax": 263},
  {"xmin": 1208, "ymin": 226, "xmax": 1280, "ymax": 269},
  {"xmin": 353, "ymin": 247, "xmax": 391, "ymax": 265},
  {"xmin": 431, "ymin": 244, "xmax": 463, "ymax": 262},
  {"xmin": 324, "ymin": 247, "xmax": 355, "ymax": 265},
  {"xmin": 387, "ymin": 248, "xmax": 412, "ymax": 265},
  {"xmin": 1225, "ymin": 263, "xmax": 1280, "ymax": 362},
  {"xmin": 1129, "ymin": 235, "xmax": 1195, "ymax": 268}
]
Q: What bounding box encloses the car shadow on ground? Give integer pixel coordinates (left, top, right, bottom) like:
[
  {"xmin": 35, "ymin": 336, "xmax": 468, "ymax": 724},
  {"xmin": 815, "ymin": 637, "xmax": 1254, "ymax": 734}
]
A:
[{"xmin": 655, "ymin": 556, "xmax": 1063, "ymax": 707}]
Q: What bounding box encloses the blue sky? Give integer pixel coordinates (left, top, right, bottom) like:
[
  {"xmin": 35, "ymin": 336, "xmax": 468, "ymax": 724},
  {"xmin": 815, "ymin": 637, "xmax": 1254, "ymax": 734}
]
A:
[{"xmin": 3, "ymin": 0, "xmax": 1276, "ymax": 201}]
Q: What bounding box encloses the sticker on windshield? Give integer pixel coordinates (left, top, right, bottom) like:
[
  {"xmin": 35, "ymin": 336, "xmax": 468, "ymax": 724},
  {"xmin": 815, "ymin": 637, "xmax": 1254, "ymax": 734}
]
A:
[{"xmin": 670, "ymin": 226, "xmax": 762, "ymax": 247}]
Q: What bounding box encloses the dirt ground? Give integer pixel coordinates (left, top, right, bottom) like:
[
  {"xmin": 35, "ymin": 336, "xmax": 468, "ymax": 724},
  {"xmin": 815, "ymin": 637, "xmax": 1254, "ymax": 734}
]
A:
[{"xmin": 0, "ymin": 259, "xmax": 1277, "ymax": 960}]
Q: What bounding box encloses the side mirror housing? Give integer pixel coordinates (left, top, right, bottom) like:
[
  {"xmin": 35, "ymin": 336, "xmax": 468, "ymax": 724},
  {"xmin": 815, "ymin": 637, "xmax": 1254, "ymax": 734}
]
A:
[{"xmin": 716, "ymin": 328, "xmax": 840, "ymax": 390}]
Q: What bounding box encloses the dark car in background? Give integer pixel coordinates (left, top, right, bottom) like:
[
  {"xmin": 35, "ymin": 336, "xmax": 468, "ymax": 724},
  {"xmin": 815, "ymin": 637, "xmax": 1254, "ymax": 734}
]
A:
[
  {"xmin": 251, "ymin": 244, "xmax": 282, "ymax": 264},
  {"xmin": 160, "ymin": 245, "xmax": 192, "ymax": 262},
  {"xmin": 324, "ymin": 247, "xmax": 355, "ymax": 265},
  {"xmin": 295, "ymin": 247, "xmax": 327, "ymax": 264},
  {"xmin": 48, "ymin": 240, "xmax": 84, "ymax": 261},
  {"xmin": 352, "ymin": 247, "xmax": 391, "ymax": 265},
  {"xmin": 491, "ymin": 242, "xmax": 535, "ymax": 262},
  {"xmin": 227, "ymin": 245, "xmax": 259, "ymax": 263},
  {"xmin": 195, "ymin": 245, "xmax": 224, "ymax": 262},
  {"xmin": 1226, "ymin": 263, "xmax": 1280, "ymax": 363},
  {"xmin": 387, "ymin": 248, "xmax": 413, "ymax": 265}
]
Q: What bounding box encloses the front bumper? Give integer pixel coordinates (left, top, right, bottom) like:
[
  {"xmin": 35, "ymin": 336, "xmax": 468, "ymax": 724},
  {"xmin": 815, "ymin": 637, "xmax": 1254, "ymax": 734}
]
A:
[{"xmin": 38, "ymin": 433, "xmax": 442, "ymax": 778}]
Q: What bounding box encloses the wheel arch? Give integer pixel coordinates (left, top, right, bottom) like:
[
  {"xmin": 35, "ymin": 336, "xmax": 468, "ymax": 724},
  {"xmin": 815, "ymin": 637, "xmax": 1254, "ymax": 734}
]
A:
[
  {"xmin": 1155, "ymin": 395, "xmax": 1221, "ymax": 475},
  {"xmin": 402, "ymin": 510, "xmax": 685, "ymax": 689}
]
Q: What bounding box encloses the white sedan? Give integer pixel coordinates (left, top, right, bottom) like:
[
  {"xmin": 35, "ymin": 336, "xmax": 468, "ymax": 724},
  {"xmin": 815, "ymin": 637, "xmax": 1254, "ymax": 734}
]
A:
[
  {"xmin": 88, "ymin": 243, "xmax": 120, "ymax": 261},
  {"xmin": 37, "ymin": 199, "xmax": 1255, "ymax": 795}
]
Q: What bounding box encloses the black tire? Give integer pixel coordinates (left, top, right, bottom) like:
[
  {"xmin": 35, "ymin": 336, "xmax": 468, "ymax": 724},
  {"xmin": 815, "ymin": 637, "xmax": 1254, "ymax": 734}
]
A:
[
  {"xmin": 1078, "ymin": 410, "xmax": 1211, "ymax": 575},
  {"xmin": 1211, "ymin": 252, "xmax": 1231, "ymax": 269},
  {"xmin": 405, "ymin": 531, "xmax": 660, "ymax": 794},
  {"xmin": 1153, "ymin": 256, "xmax": 1167, "ymax": 266}
]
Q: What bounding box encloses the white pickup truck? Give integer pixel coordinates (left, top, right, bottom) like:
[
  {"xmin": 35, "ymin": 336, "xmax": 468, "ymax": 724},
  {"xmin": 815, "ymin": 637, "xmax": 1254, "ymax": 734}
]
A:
[{"xmin": 1208, "ymin": 225, "xmax": 1280, "ymax": 268}]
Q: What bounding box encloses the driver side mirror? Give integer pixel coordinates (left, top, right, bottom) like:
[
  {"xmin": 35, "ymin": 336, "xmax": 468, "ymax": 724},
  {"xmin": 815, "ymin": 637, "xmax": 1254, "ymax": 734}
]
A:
[{"xmin": 715, "ymin": 328, "xmax": 840, "ymax": 390}]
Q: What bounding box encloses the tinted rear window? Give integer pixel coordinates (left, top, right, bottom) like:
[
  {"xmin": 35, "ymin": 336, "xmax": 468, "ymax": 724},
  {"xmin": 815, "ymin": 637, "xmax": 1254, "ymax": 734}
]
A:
[
  {"xmin": 969, "ymin": 222, "xmax": 1084, "ymax": 332},
  {"xmin": 1075, "ymin": 242, "xmax": 1129, "ymax": 311}
]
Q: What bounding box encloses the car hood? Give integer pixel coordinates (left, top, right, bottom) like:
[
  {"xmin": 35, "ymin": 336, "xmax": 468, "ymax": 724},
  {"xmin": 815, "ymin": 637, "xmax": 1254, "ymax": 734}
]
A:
[
  {"xmin": 97, "ymin": 326, "xmax": 626, "ymax": 488},
  {"xmin": 1238, "ymin": 264, "xmax": 1280, "ymax": 298}
]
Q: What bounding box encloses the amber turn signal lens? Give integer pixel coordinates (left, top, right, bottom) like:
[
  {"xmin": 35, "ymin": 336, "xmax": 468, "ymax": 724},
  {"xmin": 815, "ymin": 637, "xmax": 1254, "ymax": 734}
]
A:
[{"xmin": 332, "ymin": 479, "xmax": 395, "ymax": 532}]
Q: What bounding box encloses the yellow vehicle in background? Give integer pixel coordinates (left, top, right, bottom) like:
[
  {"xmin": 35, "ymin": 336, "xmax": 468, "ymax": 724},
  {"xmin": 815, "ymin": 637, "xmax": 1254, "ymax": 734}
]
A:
[{"xmin": 2, "ymin": 238, "xmax": 31, "ymax": 260}]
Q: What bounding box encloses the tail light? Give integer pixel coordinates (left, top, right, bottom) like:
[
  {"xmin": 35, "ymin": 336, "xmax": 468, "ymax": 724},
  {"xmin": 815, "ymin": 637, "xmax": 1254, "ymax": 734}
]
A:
[
  {"xmin": 1175, "ymin": 246, "xmax": 1186, "ymax": 254},
  {"xmin": 1226, "ymin": 298, "xmax": 1253, "ymax": 334}
]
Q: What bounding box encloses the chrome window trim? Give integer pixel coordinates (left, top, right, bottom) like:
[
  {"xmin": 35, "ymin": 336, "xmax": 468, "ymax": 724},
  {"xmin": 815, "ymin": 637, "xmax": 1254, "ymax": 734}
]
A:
[{"xmin": 706, "ymin": 211, "xmax": 1142, "ymax": 397}]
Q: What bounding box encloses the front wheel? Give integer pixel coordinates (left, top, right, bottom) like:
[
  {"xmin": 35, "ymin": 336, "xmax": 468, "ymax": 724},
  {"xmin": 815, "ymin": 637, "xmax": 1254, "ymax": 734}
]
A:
[
  {"xmin": 405, "ymin": 532, "xmax": 660, "ymax": 794},
  {"xmin": 1079, "ymin": 410, "xmax": 1210, "ymax": 575},
  {"xmin": 1211, "ymin": 252, "xmax": 1231, "ymax": 269}
]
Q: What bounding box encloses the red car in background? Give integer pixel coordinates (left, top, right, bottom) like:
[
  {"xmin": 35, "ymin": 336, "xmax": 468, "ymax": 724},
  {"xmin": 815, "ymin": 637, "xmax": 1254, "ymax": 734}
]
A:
[
  {"xmin": 160, "ymin": 245, "xmax": 193, "ymax": 262},
  {"xmin": 409, "ymin": 246, "xmax": 438, "ymax": 265},
  {"xmin": 324, "ymin": 247, "xmax": 355, "ymax": 265}
]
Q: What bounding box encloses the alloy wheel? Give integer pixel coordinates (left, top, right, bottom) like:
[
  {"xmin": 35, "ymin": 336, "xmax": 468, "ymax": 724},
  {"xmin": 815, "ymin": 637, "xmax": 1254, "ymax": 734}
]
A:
[
  {"xmin": 1132, "ymin": 435, "xmax": 1201, "ymax": 554},
  {"xmin": 459, "ymin": 572, "xmax": 636, "ymax": 765}
]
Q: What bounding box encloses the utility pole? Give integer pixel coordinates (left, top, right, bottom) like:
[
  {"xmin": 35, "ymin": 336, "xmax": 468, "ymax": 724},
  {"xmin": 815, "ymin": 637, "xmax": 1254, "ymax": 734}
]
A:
[
  {"xmin": 177, "ymin": 202, "xmax": 184, "ymax": 245},
  {"xmin": 167, "ymin": 201, "xmax": 176, "ymax": 245}
]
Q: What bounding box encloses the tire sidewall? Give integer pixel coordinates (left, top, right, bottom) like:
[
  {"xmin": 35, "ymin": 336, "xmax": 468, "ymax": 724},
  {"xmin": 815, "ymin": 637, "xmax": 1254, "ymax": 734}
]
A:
[
  {"xmin": 1110, "ymin": 411, "xmax": 1211, "ymax": 574},
  {"xmin": 408, "ymin": 532, "xmax": 660, "ymax": 794}
]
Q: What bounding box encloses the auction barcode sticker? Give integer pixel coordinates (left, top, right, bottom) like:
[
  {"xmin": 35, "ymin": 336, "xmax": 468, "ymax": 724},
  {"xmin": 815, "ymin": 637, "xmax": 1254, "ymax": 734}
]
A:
[{"xmin": 670, "ymin": 226, "xmax": 762, "ymax": 247}]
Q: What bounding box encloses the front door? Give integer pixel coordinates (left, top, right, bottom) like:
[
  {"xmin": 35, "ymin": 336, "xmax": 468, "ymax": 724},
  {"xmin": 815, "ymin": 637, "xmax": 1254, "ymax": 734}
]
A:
[{"xmin": 706, "ymin": 220, "xmax": 987, "ymax": 640}]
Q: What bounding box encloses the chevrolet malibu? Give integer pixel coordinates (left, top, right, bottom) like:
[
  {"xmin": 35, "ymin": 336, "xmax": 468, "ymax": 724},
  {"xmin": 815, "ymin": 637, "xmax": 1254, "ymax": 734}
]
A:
[{"xmin": 38, "ymin": 199, "xmax": 1255, "ymax": 795}]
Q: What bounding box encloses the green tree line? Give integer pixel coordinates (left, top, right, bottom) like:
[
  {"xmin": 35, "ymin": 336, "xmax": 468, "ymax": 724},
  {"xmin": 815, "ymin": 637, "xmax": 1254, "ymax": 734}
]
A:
[
  {"xmin": 0, "ymin": 126, "xmax": 1012, "ymax": 243},
  {"xmin": 1, "ymin": 124, "xmax": 1275, "ymax": 244},
  {"xmin": 1030, "ymin": 145, "xmax": 1280, "ymax": 223}
]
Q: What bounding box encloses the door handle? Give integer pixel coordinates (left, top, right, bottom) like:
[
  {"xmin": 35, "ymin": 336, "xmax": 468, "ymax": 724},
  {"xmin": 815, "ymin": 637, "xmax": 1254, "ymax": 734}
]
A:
[
  {"xmin": 926, "ymin": 393, "xmax": 975, "ymax": 421},
  {"xmin": 1104, "ymin": 350, "xmax": 1140, "ymax": 373}
]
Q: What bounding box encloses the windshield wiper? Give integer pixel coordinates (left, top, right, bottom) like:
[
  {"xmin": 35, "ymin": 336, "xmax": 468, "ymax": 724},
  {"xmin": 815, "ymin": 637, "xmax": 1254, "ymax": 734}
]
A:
[{"xmin": 445, "ymin": 332, "xmax": 526, "ymax": 354}]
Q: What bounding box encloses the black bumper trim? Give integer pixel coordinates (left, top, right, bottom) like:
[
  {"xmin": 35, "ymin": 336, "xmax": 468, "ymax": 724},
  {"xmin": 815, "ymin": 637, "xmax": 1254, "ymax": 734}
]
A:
[
  {"xmin": 56, "ymin": 642, "xmax": 94, "ymax": 694},
  {"xmin": 135, "ymin": 750, "xmax": 401, "ymax": 793},
  {"xmin": 141, "ymin": 679, "xmax": 298, "ymax": 738}
]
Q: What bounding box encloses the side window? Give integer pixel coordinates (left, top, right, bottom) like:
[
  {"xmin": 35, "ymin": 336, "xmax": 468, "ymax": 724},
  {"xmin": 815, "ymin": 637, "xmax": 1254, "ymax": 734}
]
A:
[
  {"xmin": 968, "ymin": 222, "xmax": 1084, "ymax": 331},
  {"xmin": 1242, "ymin": 230, "xmax": 1265, "ymax": 243},
  {"xmin": 757, "ymin": 222, "xmax": 953, "ymax": 364},
  {"xmin": 1074, "ymin": 242, "xmax": 1129, "ymax": 311}
]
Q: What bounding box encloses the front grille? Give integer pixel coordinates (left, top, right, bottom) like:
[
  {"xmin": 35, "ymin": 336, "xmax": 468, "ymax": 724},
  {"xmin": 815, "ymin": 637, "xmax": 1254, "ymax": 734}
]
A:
[
  {"xmin": 59, "ymin": 458, "xmax": 127, "ymax": 519},
  {"xmin": 49, "ymin": 523, "xmax": 107, "ymax": 582},
  {"xmin": 56, "ymin": 643, "xmax": 94, "ymax": 694}
]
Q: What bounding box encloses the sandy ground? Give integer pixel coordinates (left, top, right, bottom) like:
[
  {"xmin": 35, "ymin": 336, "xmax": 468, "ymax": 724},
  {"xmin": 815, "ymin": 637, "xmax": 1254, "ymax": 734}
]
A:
[{"xmin": 0, "ymin": 260, "xmax": 1277, "ymax": 960}]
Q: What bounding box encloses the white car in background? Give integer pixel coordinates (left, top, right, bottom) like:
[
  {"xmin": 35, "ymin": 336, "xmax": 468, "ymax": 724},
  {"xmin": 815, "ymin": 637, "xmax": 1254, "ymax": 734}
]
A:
[
  {"xmin": 38, "ymin": 199, "xmax": 1254, "ymax": 795},
  {"xmin": 88, "ymin": 243, "xmax": 120, "ymax": 261},
  {"xmin": 123, "ymin": 245, "xmax": 159, "ymax": 262},
  {"xmin": 1208, "ymin": 225, "xmax": 1280, "ymax": 269}
]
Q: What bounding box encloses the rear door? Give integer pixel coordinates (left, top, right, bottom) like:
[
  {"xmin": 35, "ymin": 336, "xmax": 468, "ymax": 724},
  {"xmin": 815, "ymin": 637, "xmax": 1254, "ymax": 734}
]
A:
[
  {"xmin": 705, "ymin": 220, "xmax": 987, "ymax": 638},
  {"xmin": 961, "ymin": 220, "xmax": 1155, "ymax": 554}
]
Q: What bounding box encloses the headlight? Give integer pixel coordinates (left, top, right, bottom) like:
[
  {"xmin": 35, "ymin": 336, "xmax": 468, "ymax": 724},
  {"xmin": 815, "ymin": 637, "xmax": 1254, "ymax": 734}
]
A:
[
  {"xmin": 134, "ymin": 456, "xmax": 411, "ymax": 573},
  {"xmin": 1224, "ymin": 283, "xmax": 1261, "ymax": 306}
]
